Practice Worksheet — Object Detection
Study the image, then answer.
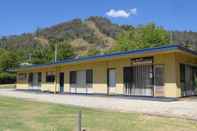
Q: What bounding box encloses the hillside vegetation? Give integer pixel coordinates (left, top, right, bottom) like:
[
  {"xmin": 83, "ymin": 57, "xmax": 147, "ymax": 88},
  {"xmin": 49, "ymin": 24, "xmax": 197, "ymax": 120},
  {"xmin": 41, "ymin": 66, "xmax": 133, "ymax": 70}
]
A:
[{"xmin": 0, "ymin": 16, "xmax": 197, "ymax": 83}]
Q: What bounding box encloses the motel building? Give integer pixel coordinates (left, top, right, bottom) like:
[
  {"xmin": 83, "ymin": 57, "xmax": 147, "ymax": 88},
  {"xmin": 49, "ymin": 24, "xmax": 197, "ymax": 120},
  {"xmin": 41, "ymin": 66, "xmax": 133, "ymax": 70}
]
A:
[{"xmin": 16, "ymin": 45, "xmax": 197, "ymax": 98}]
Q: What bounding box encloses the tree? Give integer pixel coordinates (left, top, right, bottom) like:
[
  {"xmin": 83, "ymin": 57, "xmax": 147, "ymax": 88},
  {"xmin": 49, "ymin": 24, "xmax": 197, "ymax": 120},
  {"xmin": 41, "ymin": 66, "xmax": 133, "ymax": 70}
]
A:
[
  {"xmin": 30, "ymin": 44, "xmax": 51, "ymax": 64},
  {"xmin": 114, "ymin": 23, "xmax": 170, "ymax": 51},
  {"xmin": 55, "ymin": 40, "xmax": 75, "ymax": 61},
  {"xmin": 0, "ymin": 50, "xmax": 19, "ymax": 71},
  {"xmin": 0, "ymin": 50, "xmax": 18, "ymax": 84},
  {"xmin": 45, "ymin": 39, "xmax": 75, "ymax": 63}
]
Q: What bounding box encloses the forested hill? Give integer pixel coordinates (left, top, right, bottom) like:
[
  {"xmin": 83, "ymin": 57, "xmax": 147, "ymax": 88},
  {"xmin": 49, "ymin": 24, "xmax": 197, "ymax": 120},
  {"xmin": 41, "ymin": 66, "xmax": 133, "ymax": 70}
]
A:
[
  {"xmin": 0, "ymin": 16, "xmax": 197, "ymax": 64},
  {"xmin": 0, "ymin": 16, "xmax": 197, "ymax": 83},
  {"xmin": 0, "ymin": 17, "xmax": 123, "ymax": 64}
]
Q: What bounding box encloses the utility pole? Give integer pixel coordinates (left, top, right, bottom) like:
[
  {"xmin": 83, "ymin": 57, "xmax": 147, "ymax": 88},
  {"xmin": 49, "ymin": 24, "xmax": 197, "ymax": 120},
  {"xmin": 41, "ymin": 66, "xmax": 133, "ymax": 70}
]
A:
[
  {"xmin": 54, "ymin": 44, "xmax": 57, "ymax": 62},
  {"xmin": 54, "ymin": 44, "xmax": 58, "ymax": 94},
  {"xmin": 170, "ymin": 32, "xmax": 173, "ymax": 44}
]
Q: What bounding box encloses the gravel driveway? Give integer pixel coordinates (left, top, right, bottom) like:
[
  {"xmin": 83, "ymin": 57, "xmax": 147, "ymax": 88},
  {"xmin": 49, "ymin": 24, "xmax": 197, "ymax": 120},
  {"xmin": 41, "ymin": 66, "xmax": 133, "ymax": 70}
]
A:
[{"xmin": 0, "ymin": 89, "xmax": 197, "ymax": 120}]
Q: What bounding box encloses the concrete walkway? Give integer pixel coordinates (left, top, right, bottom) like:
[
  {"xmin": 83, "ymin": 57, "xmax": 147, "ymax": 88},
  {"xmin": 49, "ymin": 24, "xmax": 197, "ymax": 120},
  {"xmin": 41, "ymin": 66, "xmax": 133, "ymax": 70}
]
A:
[{"xmin": 0, "ymin": 89, "xmax": 197, "ymax": 120}]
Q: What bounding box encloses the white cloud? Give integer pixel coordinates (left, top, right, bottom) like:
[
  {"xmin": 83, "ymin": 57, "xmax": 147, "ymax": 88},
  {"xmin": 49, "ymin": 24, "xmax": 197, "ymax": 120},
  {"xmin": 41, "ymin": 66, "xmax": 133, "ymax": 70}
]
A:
[
  {"xmin": 106, "ymin": 8, "xmax": 137, "ymax": 18},
  {"xmin": 130, "ymin": 8, "xmax": 137, "ymax": 15}
]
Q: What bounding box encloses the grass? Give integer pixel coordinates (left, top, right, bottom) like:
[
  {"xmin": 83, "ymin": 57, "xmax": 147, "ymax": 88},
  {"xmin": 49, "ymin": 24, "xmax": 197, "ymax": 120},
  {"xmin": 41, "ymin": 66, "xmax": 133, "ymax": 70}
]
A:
[
  {"xmin": 0, "ymin": 84, "xmax": 16, "ymax": 89},
  {"xmin": 0, "ymin": 96, "xmax": 197, "ymax": 131}
]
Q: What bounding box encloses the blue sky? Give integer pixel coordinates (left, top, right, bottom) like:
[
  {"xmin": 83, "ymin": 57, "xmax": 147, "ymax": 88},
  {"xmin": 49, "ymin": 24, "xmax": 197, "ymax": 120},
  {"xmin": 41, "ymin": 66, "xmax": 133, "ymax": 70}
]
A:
[{"xmin": 0, "ymin": 0, "xmax": 196, "ymax": 36}]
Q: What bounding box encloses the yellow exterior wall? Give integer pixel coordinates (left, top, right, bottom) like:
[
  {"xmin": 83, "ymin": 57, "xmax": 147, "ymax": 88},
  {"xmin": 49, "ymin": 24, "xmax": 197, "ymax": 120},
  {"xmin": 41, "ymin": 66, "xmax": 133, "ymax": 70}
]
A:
[
  {"xmin": 154, "ymin": 53, "xmax": 178, "ymax": 97},
  {"xmin": 16, "ymin": 58, "xmax": 130, "ymax": 94},
  {"xmin": 154, "ymin": 52, "xmax": 197, "ymax": 97},
  {"xmin": 16, "ymin": 52, "xmax": 197, "ymax": 98},
  {"xmin": 62, "ymin": 62, "xmax": 108, "ymax": 94}
]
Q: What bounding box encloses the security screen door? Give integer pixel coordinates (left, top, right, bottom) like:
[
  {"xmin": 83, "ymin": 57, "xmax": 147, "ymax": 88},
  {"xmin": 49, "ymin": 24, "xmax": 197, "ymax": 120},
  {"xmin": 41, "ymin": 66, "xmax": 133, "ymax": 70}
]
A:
[
  {"xmin": 77, "ymin": 71, "xmax": 86, "ymax": 88},
  {"xmin": 180, "ymin": 64, "xmax": 197, "ymax": 96},
  {"xmin": 123, "ymin": 65, "xmax": 153, "ymax": 96}
]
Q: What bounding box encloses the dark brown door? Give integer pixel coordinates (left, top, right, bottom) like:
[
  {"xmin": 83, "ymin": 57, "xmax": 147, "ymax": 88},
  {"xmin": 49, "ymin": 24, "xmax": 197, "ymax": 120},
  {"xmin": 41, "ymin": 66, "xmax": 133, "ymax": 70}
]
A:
[{"xmin": 59, "ymin": 72, "xmax": 64, "ymax": 93}]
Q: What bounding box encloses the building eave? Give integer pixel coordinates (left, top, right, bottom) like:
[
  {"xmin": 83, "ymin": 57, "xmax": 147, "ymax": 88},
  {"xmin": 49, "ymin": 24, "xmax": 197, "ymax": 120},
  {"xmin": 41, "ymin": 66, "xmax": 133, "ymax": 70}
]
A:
[{"xmin": 16, "ymin": 44, "xmax": 197, "ymax": 71}]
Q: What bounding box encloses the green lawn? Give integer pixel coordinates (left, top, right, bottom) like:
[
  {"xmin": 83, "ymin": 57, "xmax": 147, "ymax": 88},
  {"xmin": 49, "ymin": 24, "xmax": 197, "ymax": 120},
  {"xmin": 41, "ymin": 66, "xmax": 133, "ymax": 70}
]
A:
[{"xmin": 0, "ymin": 96, "xmax": 197, "ymax": 131}]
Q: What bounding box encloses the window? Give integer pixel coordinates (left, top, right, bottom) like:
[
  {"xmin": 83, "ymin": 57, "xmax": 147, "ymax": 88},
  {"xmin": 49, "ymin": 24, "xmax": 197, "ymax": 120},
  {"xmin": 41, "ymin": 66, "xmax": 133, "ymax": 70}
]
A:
[
  {"xmin": 70, "ymin": 71, "xmax": 76, "ymax": 84},
  {"xmin": 46, "ymin": 72, "xmax": 55, "ymax": 83},
  {"xmin": 86, "ymin": 69, "xmax": 93, "ymax": 84},
  {"xmin": 70, "ymin": 69, "xmax": 93, "ymax": 86},
  {"xmin": 154, "ymin": 66, "xmax": 164, "ymax": 86},
  {"xmin": 18, "ymin": 73, "xmax": 27, "ymax": 81}
]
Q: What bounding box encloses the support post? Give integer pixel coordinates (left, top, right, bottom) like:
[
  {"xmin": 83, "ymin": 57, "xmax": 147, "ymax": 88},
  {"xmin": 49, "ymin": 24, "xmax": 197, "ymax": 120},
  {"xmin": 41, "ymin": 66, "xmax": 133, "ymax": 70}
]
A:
[
  {"xmin": 77, "ymin": 110, "xmax": 82, "ymax": 131},
  {"xmin": 54, "ymin": 67, "xmax": 59, "ymax": 94}
]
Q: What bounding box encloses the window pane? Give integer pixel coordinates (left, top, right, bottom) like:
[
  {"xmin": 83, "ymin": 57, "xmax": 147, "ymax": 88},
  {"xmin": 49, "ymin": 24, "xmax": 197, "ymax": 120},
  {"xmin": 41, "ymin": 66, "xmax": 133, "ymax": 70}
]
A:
[
  {"xmin": 155, "ymin": 66, "xmax": 164, "ymax": 86},
  {"xmin": 70, "ymin": 71, "xmax": 76, "ymax": 84}
]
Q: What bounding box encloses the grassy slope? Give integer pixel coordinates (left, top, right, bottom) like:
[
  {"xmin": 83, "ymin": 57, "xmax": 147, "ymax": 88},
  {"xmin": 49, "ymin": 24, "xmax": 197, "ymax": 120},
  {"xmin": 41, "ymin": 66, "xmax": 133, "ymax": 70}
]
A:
[{"xmin": 0, "ymin": 96, "xmax": 197, "ymax": 131}]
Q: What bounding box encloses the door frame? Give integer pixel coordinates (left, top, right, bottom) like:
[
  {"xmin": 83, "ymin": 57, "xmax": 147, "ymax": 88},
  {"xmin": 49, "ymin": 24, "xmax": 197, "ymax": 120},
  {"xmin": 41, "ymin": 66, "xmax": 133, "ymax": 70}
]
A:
[
  {"xmin": 32, "ymin": 73, "xmax": 39, "ymax": 90},
  {"xmin": 153, "ymin": 65, "xmax": 165, "ymax": 97},
  {"xmin": 107, "ymin": 68, "xmax": 116, "ymax": 95}
]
